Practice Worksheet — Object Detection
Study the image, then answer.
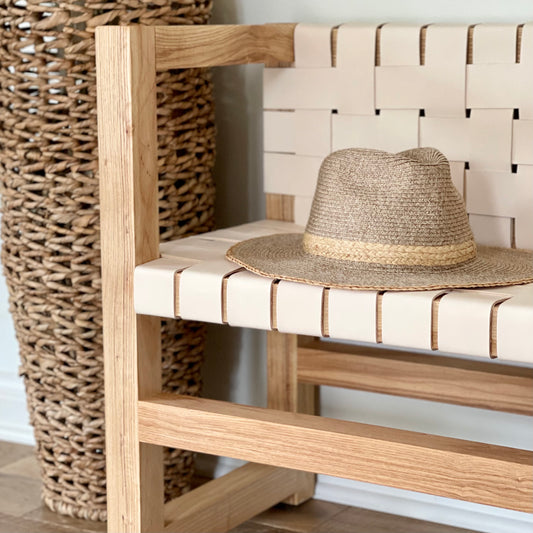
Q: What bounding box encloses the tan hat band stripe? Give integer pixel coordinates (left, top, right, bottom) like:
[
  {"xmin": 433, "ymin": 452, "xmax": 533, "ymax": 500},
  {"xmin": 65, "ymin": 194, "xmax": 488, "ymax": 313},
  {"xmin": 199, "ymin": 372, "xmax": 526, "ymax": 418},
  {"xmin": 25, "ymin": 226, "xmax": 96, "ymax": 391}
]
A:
[{"xmin": 302, "ymin": 233, "xmax": 477, "ymax": 266}]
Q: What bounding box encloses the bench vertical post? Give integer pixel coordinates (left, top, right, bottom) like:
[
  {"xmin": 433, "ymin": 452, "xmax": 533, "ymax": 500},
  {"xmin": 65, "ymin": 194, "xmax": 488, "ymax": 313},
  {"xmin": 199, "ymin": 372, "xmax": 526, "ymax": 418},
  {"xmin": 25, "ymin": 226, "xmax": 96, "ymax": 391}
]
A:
[
  {"xmin": 96, "ymin": 25, "xmax": 164, "ymax": 532},
  {"xmin": 267, "ymin": 332, "xmax": 317, "ymax": 504}
]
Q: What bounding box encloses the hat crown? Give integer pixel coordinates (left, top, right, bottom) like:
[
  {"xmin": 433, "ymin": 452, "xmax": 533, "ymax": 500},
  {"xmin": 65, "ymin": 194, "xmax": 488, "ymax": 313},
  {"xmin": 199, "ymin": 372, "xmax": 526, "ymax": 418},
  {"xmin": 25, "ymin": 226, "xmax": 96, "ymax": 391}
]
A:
[{"xmin": 304, "ymin": 148, "xmax": 476, "ymax": 266}]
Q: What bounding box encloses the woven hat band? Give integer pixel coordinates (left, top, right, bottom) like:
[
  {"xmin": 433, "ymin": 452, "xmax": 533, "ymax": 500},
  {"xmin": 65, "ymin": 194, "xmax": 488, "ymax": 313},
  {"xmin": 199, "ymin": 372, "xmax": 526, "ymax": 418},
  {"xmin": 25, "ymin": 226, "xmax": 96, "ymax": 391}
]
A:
[{"xmin": 302, "ymin": 232, "xmax": 478, "ymax": 266}]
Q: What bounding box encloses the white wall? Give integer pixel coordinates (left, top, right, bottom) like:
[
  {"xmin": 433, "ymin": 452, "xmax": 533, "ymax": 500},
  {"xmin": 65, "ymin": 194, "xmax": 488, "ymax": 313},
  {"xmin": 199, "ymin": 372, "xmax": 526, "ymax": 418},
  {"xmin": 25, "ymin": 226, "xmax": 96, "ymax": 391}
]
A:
[
  {"xmin": 0, "ymin": 262, "xmax": 33, "ymax": 444},
  {"xmin": 1, "ymin": 0, "xmax": 532, "ymax": 529},
  {"xmin": 203, "ymin": 1, "xmax": 533, "ymax": 532}
]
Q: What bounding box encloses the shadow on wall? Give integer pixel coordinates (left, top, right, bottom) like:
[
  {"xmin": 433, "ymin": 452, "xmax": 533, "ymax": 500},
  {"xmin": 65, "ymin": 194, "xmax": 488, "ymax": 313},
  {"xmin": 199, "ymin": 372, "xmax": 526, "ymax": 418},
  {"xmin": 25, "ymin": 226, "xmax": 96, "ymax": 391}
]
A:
[
  {"xmin": 211, "ymin": 0, "xmax": 265, "ymax": 226},
  {"xmin": 202, "ymin": 0, "xmax": 267, "ymax": 417}
]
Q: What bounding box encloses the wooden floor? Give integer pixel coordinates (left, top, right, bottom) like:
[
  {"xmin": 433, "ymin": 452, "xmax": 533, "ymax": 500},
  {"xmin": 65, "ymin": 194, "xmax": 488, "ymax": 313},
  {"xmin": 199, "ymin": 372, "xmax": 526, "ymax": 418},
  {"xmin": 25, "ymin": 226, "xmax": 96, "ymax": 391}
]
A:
[{"xmin": 0, "ymin": 440, "xmax": 480, "ymax": 533}]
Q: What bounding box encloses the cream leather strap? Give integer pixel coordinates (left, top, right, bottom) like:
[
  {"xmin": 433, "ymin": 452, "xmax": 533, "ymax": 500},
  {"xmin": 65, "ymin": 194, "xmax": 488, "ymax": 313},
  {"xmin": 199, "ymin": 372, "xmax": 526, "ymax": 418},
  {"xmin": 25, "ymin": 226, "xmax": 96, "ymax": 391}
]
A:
[{"xmin": 302, "ymin": 233, "xmax": 477, "ymax": 266}]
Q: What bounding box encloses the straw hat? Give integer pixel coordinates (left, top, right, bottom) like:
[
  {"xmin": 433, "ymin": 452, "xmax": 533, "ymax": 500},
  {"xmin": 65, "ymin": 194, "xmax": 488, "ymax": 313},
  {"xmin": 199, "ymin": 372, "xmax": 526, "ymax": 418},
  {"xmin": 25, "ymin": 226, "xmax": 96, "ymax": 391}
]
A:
[{"xmin": 226, "ymin": 148, "xmax": 533, "ymax": 291}]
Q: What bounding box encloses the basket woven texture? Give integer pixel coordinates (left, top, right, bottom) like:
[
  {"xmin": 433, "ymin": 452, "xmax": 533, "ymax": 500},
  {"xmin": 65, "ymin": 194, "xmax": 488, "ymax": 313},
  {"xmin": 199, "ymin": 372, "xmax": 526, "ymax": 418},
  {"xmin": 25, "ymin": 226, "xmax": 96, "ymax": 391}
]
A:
[{"xmin": 0, "ymin": 1, "xmax": 215, "ymax": 521}]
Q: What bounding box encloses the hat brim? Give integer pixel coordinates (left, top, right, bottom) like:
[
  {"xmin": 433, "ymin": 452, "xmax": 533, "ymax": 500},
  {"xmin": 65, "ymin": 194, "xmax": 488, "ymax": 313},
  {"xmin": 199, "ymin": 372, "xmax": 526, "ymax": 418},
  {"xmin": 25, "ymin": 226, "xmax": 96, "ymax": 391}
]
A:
[{"xmin": 226, "ymin": 233, "xmax": 533, "ymax": 291}]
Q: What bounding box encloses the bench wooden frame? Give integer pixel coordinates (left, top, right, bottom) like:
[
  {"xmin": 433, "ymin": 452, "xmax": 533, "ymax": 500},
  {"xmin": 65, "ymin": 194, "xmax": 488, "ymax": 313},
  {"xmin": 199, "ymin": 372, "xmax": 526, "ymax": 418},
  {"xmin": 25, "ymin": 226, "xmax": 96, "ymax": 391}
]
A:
[{"xmin": 96, "ymin": 24, "xmax": 533, "ymax": 533}]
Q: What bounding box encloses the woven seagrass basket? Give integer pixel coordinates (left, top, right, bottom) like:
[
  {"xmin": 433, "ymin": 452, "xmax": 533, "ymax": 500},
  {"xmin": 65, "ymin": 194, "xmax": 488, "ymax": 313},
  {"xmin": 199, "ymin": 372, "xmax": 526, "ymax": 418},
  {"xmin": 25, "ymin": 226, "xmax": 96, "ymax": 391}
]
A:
[{"xmin": 0, "ymin": 0, "xmax": 215, "ymax": 521}]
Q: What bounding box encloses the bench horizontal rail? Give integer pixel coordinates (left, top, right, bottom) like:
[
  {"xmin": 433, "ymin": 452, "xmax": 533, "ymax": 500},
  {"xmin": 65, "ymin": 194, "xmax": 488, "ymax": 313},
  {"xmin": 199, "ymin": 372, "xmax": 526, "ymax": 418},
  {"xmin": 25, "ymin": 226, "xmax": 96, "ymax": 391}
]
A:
[
  {"xmin": 139, "ymin": 394, "xmax": 533, "ymax": 513},
  {"xmin": 298, "ymin": 339, "xmax": 533, "ymax": 415},
  {"xmin": 154, "ymin": 24, "xmax": 296, "ymax": 69},
  {"xmin": 164, "ymin": 463, "xmax": 302, "ymax": 533}
]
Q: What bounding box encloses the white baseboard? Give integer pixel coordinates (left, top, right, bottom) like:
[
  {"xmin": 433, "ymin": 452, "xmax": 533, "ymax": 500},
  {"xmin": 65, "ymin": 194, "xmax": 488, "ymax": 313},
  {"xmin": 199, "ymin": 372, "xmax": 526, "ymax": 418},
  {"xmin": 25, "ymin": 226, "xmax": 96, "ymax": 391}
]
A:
[
  {"xmin": 315, "ymin": 475, "xmax": 533, "ymax": 533},
  {"xmin": 0, "ymin": 371, "xmax": 35, "ymax": 446},
  {"xmin": 196, "ymin": 455, "xmax": 533, "ymax": 533}
]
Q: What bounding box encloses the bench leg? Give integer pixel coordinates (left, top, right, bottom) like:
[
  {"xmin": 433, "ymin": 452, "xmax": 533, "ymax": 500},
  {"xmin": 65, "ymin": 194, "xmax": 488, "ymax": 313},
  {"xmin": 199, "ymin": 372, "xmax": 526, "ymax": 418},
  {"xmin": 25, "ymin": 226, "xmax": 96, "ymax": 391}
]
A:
[
  {"xmin": 104, "ymin": 313, "xmax": 165, "ymax": 532},
  {"xmin": 267, "ymin": 331, "xmax": 317, "ymax": 504},
  {"xmin": 97, "ymin": 25, "xmax": 164, "ymax": 532}
]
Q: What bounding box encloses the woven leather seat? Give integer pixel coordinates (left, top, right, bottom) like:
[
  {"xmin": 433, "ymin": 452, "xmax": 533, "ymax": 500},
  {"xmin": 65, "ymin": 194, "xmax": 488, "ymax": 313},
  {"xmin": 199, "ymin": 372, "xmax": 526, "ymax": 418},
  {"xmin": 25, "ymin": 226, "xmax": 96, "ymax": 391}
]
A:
[{"xmin": 135, "ymin": 220, "xmax": 533, "ymax": 363}]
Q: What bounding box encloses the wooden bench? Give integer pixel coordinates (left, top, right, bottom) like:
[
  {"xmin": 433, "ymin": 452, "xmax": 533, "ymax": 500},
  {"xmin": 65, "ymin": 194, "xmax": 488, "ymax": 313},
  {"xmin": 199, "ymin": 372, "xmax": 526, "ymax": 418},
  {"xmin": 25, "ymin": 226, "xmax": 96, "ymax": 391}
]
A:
[{"xmin": 96, "ymin": 22, "xmax": 533, "ymax": 533}]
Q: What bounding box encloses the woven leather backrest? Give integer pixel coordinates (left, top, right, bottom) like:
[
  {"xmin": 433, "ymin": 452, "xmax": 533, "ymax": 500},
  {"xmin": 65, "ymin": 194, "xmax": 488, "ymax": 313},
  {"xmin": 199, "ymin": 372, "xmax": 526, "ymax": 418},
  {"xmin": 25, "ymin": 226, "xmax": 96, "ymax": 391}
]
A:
[{"xmin": 263, "ymin": 23, "xmax": 533, "ymax": 251}]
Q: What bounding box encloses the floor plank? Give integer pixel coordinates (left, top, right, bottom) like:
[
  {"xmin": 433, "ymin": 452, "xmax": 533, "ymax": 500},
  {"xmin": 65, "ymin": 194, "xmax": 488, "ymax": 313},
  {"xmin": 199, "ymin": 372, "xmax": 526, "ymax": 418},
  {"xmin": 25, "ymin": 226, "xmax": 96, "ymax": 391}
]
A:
[
  {"xmin": 23, "ymin": 506, "xmax": 107, "ymax": 533},
  {"xmin": 0, "ymin": 454, "xmax": 41, "ymax": 480},
  {"xmin": 229, "ymin": 524, "xmax": 288, "ymax": 533},
  {"xmin": 0, "ymin": 441, "xmax": 34, "ymax": 469},
  {"xmin": 0, "ymin": 512, "xmax": 80, "ymax": 533},
  {"xmin": 0, "ymin": 473, "xmax": 42, "ymax": 518},
  {"xmin": 314, "ymin": 506, "xmax": 481, "ymax": 533},
  {"xmin": 250, "ymin": 500, "xmax": 348, "ymax": 532}
]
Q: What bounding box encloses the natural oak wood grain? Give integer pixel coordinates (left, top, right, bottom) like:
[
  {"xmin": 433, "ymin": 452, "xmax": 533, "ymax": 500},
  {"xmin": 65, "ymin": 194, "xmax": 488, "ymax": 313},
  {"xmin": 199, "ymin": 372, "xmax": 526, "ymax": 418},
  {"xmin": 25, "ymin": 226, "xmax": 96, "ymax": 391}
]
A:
[
  {"xmin": 297, "ymin": 339, "xmax": 533, "ymax": 415},
  {"xmin": 0, "ymin": 440, "xmax": 483, "ymax": 533},
  {"xmin": 266, "ymin": 194, "xmax": 295, "ymax": 222},
  {"xmin": 376, "ymin": 292, "xmax": 384, "ymax": 343},
  {"xmin": 96, "ymin": 25, "xmax": 163, "ymax": 533},
  {"xmin": 139, "ymin": 394, "xmax": 533, "ymax": 513},
  {"xmin": 267, "ymin": 332, "xmax": 316, "ymax": 505},
  {"xmin": 267, "ymin": 332, "xmax": 299, "ymax": 412},
  {"xmin": 490, "ymin": 300, "xmax": 503, "ymax": 358},
  {"xmin": 155, "ymin": 24, "xmax": 296, "ymax": 70},
  {"xmin": 163, "ymin": 463, "xmax": 304, "ymax": 533},
  {"xmin": 97, "ymin": 22, "xmax": 533, "ymax": 530},
  {"xmin": 431, "ymin": 294, "xmax": 444, "ymax": 350},
  {"xmin": 174, "ymin": 270, "xmax": 182, "ymax": 318}
]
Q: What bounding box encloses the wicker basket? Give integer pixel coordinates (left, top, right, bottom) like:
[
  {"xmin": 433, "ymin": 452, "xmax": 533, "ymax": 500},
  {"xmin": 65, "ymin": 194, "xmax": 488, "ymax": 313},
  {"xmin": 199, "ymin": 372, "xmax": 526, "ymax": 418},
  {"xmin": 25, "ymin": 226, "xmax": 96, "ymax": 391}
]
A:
[{"xmin": 0, "ymin": 1, "xmax": 215, "ymax": 521}]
